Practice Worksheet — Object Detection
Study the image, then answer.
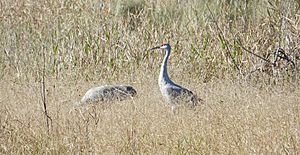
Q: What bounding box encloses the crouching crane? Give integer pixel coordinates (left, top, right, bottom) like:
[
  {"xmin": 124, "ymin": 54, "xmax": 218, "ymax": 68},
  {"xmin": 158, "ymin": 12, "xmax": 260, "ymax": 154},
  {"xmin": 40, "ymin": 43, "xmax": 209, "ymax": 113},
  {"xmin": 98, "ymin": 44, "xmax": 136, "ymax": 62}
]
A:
[{"xmin": 80, "ymin": 85, "xmax": 137, "ymax": 105}]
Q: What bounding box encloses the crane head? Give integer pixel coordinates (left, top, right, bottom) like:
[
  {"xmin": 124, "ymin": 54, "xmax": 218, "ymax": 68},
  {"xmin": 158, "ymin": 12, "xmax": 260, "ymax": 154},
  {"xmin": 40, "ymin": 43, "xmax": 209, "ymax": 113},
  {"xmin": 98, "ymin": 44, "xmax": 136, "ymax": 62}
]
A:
[{"xmin": 150, "ymin": 43, "xmax": 171, "ymax": 51}]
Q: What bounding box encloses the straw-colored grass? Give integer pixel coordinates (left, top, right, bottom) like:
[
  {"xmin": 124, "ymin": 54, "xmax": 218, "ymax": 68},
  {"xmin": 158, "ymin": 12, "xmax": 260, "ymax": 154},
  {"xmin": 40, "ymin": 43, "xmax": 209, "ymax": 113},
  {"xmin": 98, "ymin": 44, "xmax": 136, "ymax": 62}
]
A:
[
  {"xmin": 1, "ymin": 0, "xmax": 300, "ymax": 154},
  {"xmin": 1, "ymin": 77, "xmax": 300, "ymax": 154}
]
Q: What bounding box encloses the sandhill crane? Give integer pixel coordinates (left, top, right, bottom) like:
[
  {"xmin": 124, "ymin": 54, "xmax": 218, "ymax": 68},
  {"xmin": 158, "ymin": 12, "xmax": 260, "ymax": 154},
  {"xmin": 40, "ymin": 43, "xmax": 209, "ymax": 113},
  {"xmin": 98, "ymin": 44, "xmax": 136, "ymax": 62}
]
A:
[
  {"xmin": 80, "ymin": 85, "xmax": 137, "ymax": 105},
  {"xmin": 150, "ymin": 43, "xmax": 201, "ymax": 113}
]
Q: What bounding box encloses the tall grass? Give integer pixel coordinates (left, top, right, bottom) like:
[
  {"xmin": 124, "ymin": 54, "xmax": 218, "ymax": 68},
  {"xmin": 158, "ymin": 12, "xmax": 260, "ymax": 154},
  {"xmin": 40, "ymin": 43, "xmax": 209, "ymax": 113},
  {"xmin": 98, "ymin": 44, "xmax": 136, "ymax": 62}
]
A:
[
  {"xmin": 1, "ymin": 0, "xmax": 299, "ymax": 82},
  {"xmin": 0, "ymin": 0, "xmax": 300, "ymax": 154}
]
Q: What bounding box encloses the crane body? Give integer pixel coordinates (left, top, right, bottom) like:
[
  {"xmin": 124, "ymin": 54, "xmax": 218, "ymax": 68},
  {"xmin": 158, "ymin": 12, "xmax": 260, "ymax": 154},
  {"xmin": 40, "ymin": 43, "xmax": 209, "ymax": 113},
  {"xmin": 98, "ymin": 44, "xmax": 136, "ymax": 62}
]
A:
[
  {"xmin": 80, "ymin": 85, "xmax": 137, "ymax": 105},
  {"xmin": 150, "ymin": 43, "xmax": 200, "ymax": 112}
]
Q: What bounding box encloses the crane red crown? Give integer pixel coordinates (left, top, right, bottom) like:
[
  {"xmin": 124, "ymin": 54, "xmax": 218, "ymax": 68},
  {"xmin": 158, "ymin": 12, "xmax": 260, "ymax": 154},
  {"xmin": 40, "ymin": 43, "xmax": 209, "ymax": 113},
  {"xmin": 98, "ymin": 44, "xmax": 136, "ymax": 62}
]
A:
[{"xmin": 161, "ymin": 43, "xmax": 169, "ymax": 46}]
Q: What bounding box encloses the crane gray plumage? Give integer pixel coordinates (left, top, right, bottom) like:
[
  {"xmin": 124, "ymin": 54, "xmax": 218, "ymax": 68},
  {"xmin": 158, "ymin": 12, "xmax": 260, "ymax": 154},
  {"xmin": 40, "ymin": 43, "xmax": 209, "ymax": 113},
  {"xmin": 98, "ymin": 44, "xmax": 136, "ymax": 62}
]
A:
[
  {"xmin": 150, "ymin": 43, "xmax": 200, "ymax": 112},
  {"xmin": 80, "ymin": 85, "xmax": 137, "ymax": 105}
]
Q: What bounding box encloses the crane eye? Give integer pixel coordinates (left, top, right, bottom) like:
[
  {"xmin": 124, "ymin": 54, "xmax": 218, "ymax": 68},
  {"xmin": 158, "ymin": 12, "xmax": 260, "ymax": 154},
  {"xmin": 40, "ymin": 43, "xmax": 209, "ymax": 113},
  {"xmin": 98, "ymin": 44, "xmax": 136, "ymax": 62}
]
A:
[{"xmin": 160, "ymin": 44, "xmax": 168, "ymax": 49}]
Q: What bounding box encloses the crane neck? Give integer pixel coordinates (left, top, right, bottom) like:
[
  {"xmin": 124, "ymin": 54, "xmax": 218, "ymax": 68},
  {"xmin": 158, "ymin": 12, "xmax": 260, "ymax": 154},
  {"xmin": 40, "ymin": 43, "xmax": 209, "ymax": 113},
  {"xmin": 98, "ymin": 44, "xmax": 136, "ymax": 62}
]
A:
[{"xmin": 159, "ymin": 47, "xmax": 173, "ymax": 85}]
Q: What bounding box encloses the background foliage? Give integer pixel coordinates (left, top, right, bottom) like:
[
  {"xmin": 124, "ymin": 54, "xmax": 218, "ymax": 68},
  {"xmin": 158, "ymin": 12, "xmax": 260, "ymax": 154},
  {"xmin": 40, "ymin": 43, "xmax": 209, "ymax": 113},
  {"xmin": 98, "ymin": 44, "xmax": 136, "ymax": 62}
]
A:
[{"xmin": 0, "ymin": 0, "xmax": 300, "ymax": 154}]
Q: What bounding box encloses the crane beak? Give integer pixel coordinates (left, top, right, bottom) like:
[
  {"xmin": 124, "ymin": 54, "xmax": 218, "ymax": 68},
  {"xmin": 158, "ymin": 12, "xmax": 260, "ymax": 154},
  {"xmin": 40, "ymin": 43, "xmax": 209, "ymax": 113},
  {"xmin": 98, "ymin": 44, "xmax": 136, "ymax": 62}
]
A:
[{"xmin": 149, "ymin": 46, "xmax": 161, "ymax": 51}]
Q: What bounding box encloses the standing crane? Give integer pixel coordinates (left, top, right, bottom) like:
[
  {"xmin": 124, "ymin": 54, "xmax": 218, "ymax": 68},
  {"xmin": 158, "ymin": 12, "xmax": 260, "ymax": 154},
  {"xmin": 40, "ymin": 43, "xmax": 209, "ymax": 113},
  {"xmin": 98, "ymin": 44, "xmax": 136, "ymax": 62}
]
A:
[{"xmin": 150, "ymin": 43, "xmax": 201, "ymax": 113}]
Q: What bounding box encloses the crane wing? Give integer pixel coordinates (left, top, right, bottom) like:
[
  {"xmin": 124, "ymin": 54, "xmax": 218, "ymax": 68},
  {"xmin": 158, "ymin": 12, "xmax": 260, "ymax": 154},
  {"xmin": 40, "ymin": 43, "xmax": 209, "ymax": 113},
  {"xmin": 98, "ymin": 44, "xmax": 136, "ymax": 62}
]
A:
[{"xmin": 165, "ymin": 86, "xmax": 197, "ymax": 107}]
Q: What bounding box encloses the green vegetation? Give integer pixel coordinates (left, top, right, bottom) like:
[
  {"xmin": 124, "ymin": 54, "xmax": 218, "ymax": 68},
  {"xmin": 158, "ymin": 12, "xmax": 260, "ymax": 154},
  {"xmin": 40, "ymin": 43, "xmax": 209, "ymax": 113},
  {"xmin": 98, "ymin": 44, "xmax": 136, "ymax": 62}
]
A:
[
  {"xmin": 0, "ymin": 0, "xmax": 299, "ymax": 154},
  {"xmin": 1, "ymin": 0, "xmax": 299, "ymax": 82}
]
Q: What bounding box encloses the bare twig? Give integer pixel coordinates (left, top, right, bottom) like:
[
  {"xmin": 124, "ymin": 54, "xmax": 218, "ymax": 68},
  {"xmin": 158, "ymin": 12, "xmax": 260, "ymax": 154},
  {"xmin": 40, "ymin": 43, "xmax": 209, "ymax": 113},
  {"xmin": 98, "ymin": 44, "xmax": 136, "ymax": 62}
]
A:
[
  {"xmin": 41, "ymin": 47, "xmax": 52, "ymax": 133},
  {"xmin": 206, "ymin": 4, "xmax": 241, "ymax": 74},
  {"xmin": 234, "ymin": 37, "xmax": 273, "ymax": 65},
  {"xmin": 273, "ymin": 48, "xmax": 296, "ymax": 76}
]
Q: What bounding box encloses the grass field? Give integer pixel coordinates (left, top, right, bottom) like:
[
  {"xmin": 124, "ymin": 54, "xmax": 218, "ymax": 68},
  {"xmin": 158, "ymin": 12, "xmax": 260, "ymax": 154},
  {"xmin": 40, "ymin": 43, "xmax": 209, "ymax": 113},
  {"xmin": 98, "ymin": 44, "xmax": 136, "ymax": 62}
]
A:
[{"xmin": 1, "ymin": 0, "xmax": 300, "ymax": 154}]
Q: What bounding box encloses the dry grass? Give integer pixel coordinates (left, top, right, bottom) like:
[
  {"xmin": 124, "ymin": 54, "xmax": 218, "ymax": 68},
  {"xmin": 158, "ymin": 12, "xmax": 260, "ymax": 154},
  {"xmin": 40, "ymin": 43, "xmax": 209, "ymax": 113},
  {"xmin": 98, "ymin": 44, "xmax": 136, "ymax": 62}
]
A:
[
  {"xmin": 1, "ymin": 77, "xmax": 300, "ymax": 154},
  {"xmin": 1, "ymin": 0, "xmax": 300, "ymax": 154}
]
